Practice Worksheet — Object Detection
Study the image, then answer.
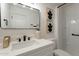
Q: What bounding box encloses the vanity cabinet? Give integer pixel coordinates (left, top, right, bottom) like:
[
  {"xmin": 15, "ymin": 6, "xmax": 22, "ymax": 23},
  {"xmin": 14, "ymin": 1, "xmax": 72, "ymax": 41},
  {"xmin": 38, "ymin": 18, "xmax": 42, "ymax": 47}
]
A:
[
  {"xmin": 17, "ymin": 44, "xmax": 55, "ymax": 56},
  {"xmin": 0, "ymin": 39, "xmax": 55, "ymax": 56}
]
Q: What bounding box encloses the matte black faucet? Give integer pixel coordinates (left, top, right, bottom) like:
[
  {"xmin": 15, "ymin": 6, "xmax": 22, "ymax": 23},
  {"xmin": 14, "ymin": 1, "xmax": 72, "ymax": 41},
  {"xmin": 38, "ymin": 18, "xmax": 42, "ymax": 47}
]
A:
[{"xmin": 23, "ymin": 35, "xmax": 26, "ymax": 41}]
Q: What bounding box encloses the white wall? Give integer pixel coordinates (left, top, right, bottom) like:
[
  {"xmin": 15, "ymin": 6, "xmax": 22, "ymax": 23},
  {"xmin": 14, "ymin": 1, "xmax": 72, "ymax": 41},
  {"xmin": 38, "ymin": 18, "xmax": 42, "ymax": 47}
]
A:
[{"xmin": 0, "ymin": 3, "xmax": 58, "ymax": 48}]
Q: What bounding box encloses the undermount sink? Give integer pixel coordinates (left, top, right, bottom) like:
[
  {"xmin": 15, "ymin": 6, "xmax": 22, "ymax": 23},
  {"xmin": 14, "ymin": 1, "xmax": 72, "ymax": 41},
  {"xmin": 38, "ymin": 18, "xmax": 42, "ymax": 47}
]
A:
[{"xmin": 11, "ymin": 40, "xmax": 37, "ymax": 50}]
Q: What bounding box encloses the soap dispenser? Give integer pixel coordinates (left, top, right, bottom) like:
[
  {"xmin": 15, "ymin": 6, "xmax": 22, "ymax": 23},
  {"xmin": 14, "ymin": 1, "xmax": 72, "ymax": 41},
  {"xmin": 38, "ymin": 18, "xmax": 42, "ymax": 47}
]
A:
[{"xmin": 3, "ymin": 36, "xmax": 10, "ymax": 48}]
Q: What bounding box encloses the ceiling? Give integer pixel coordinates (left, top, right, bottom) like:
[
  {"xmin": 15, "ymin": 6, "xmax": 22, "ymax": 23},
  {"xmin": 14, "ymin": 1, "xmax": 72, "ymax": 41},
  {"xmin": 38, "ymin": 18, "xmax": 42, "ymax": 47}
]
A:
[{"xmin": 40, "ymin": 3, "xmax": 63, "ymax": 9}]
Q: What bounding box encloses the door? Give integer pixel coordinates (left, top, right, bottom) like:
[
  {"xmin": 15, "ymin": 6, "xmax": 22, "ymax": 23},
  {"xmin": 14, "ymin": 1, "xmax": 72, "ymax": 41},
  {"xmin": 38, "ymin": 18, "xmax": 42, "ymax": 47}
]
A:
[{"xmin": 65, "ymin": 4, "xmax": 79, "ymax": 56}]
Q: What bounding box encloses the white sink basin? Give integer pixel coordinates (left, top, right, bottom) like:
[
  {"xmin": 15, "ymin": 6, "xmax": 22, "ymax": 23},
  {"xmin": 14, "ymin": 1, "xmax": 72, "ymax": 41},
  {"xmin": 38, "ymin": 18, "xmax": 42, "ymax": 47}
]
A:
[{"xmin": 11, "ymin": 40, "xmax": 37, "ymax": 50}]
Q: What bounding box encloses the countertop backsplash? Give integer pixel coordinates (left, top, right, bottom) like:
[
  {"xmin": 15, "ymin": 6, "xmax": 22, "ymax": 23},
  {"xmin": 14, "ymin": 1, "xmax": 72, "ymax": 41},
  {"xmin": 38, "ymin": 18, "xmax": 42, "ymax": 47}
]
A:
[{"xmin": 0, "ymin": 28, "xmax": 37, "ymax": 48}]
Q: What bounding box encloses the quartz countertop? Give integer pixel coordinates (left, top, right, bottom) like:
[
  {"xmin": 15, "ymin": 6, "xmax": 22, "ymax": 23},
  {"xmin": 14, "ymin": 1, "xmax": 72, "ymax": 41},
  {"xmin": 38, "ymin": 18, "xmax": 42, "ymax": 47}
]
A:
[{"xmin": 0, "ymin": 39, "xmax": 54, "ymax": 56}]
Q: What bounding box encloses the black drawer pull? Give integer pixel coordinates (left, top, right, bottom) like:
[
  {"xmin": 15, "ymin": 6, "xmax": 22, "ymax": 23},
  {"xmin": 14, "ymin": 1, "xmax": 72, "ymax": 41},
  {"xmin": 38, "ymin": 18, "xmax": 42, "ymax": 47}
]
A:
[{"xmin": 72, "ymin": 33, "xmax": 79, "ymax": 36}]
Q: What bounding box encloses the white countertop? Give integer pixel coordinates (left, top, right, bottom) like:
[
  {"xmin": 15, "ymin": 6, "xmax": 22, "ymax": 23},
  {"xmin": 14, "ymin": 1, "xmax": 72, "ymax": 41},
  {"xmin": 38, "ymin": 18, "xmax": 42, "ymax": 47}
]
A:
[{"xmin": 0, "ymin": 39, "xmax": 54, "ymax": 56}]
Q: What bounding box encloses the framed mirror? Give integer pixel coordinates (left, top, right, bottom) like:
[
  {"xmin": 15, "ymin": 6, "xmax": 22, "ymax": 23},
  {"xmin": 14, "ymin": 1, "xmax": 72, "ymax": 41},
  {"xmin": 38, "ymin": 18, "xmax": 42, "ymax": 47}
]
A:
[{"xmin": 1, "ymin": 3, "xmax": 40, "ymax": 29}]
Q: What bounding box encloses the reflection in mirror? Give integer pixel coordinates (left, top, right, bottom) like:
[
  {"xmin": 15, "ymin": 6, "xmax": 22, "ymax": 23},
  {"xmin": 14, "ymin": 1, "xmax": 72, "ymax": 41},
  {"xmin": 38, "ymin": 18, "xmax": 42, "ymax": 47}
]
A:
[{"xmin": 1, "ymin": 3, "xmax": 40, "ymax": 30}]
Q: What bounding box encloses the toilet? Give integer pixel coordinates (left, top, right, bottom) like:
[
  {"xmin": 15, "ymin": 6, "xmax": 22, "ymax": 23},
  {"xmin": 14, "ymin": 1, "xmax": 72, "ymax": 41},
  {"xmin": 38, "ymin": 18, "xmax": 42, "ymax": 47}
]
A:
[
  {"xmin": 53, "ymin": 49, "xmax": 71, "ymax": 56},
  {"xmin": 46, "ymin": 38, "xmax": 71, "ymax": 56}
]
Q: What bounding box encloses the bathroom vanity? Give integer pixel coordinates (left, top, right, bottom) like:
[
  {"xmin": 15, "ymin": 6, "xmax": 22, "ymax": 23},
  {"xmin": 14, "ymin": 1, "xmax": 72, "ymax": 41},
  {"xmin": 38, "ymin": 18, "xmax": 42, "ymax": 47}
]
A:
[
  {"xmin": 0, "ymin": 3, "xmax": 55, "ymax": 56},
  {"xmin": 0, "ymin": 39, "xmax": 55, "ymax": 56}
]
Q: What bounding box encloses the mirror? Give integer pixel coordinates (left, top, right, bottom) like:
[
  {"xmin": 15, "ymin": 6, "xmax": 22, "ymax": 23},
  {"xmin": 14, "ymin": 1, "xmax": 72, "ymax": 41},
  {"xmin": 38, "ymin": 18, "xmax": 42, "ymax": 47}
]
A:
[{"xmin": 1, "ymin": 3, "xmax": 40, "ymax": 29}]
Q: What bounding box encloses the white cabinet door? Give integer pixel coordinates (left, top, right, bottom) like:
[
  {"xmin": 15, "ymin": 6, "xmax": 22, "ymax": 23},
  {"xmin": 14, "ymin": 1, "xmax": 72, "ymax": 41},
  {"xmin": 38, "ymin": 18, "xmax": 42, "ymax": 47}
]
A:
[{"xmin": 17, "ymin": 44, "xmax": 54, "ymax": 56}]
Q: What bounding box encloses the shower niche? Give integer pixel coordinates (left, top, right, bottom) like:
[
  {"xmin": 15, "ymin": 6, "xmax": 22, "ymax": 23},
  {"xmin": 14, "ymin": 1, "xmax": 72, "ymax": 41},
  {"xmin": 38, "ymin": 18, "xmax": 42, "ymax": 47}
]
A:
[{"xmin": 1, "ymin": 3, "xmax": 40, "ymax": 29}]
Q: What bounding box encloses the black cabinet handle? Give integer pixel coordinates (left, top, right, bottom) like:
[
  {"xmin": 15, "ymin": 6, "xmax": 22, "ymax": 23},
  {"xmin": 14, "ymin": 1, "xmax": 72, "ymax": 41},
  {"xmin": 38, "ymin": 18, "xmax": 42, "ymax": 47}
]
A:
[{"xmin": 72, "ymin": 33, "xmax": 79, "ymax": 36}]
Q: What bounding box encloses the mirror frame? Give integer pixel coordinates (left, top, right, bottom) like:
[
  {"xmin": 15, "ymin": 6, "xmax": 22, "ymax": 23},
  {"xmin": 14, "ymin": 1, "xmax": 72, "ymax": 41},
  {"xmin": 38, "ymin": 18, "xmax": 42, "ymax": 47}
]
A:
[{"xmin": 0, "ymin": 3, "xmax": 41, "ymax": 30}]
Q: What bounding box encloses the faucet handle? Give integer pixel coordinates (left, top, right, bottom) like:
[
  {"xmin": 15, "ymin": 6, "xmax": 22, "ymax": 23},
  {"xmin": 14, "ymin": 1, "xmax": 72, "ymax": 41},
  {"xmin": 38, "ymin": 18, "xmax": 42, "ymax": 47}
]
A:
[
  {"xmin": 18, "ymin": 38, "xmax": 21, "ymax": 42},
  {"xmin": 28, "ymin": 37, "xmax": 31, "ymax": 40}
]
